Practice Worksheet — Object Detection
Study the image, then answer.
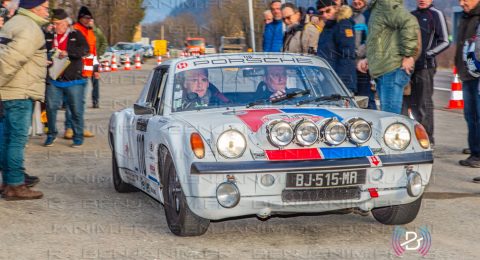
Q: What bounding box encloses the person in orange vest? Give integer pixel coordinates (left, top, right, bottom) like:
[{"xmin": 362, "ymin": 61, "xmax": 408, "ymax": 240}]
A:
[{"xmin": 63, "ymin": 6, "xmax": 96, "ymax": 139}]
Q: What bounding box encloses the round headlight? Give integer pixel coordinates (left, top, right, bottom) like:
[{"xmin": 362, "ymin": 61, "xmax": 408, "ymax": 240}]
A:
[
  {"xmin": 323, "ymin": 119, "xmax": 347, "ymax": 146},
  {"xmin": 348, "ymin": 119, "xmax": 372, "ymax": 144},
  {"xmin": 295, "ymin": 121, "xmax": 319, "ymax": 146},
  {"xmin": 268, "ymin": 121, "xmax": 294, "ymax": 147},
  {"xmin": 384, "ymin": 123, "xmax": 411, "ymax": 151},
  {"xmin": 217, "ymin": 130, "xmax": 247, "ymax": 158},
  {"xmin": 216, "ymin": 182, "xmax": 240, "ymax": 208}
]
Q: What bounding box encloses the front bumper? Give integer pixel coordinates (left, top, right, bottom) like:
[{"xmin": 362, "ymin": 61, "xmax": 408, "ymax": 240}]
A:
[
  {"xmin": 185, "ymin": 151, "xmax": 433, "ymax": 220},
  {"xmin": 191, "ymin": 151, "xmax": 433, "ymax": 175}
]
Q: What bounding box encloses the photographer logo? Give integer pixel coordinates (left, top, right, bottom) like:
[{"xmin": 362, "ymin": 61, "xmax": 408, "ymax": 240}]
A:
[{"xmin": 392, "ymin": 226, "xmax": 431, "ymax": 257}]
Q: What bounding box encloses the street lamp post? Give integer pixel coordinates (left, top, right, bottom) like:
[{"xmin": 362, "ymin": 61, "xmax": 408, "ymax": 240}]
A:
[{"xmin": 248, "ymin": 0, "xmax": 255, "ymax": 52}]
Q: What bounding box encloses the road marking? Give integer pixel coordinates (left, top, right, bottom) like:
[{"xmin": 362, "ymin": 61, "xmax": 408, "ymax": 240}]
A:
[{"xmin": 434, "ymin": 87, "xmax": 450, "ymax": 92}]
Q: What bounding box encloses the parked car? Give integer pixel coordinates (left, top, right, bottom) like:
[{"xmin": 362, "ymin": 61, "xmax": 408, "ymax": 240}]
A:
[
  {"xmin": 112, "ymin": 42, "xmax": 145, "ymax": 64},
  {"xmin": 142, "ymin": 45, "xmax": 154, "ymax": 58},
  {"xmin": 99, "ymin": 46, "xmax": 116, "ymax": 64},
  {"xmin": 204, "ymin": 45, "xmax": 216, "ymax": 54},
  {"xmin": 109, "ymin": 53, "xmax": 433, "ymax": 236},
  {"xmin": 220, "ymin": 36, "xmax": 247, "ymax": 53}
]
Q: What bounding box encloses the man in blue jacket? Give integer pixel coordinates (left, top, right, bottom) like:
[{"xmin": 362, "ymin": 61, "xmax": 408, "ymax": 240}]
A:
[{"xmin": 263, "ymin": 0, "xmax": 284, "ymax": 52}]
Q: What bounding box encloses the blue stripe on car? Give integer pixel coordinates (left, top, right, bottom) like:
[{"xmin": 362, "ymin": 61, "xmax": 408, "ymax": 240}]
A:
[
  {"xmin": 148, "ymin": 175, "xmax": 160, "ymax": 185},
  {"xmin": 280, "ymin": 108, "xmax": 343, "ymax": 121},
  {"xmin": 320, "ymin": 146, "xmax": 373, "ymax": 160}
]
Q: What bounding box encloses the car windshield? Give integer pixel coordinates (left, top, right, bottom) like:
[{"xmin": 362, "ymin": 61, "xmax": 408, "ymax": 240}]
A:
[
  {"xmin": 172, "ymin": 65, "xmax": 352, "ymax": 112},
  {"xmin": 188, "ymin": 40, "xmax": 204, "ymax": 46},
  {"xmin": 114, "ymin": 43, "xmax": 134, "ymax": 50}
]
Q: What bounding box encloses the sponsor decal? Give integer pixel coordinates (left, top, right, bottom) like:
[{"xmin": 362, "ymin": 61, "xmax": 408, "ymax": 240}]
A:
[
  {"xmin": 264, "ymin": 147, "xmax": 373, "ymax": 161},
  {"xmin": 177, "ymin": 62, "xmax": 188, "ymax": 70},
  {"xmin": 149, "ymin": 164, "xmax": 156, "ymax": 173},
  {"xmin": 236, "ymin": 108, "xmax": 343, "ymax": 132},
  {"xmin": 392, "ymin": 226, "xmax": 432, "ymax": 257},
  {"xmin": 136, "ymin": 118, "xmax": 149, "ymax": 132},
  {"xmin": 192, "ymin": 57, "xmax": 313, "ymax": 67},
  {"xmin": 148, "ymin": 175, "xmax": 160, "ymax": 186},
  {"xmin": 368, "ymin": 155, "xmax": 383, "ymax": 167},
  {"xmin": 345, "ymin": 29, "xmax": 354, "ymax": 37}
]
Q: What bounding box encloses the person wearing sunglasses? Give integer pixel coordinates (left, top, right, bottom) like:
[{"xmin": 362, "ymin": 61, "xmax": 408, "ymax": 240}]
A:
[
  {"xmin": 281, "ymin": 3, "xmax": 308, "ymax": 53},
  {"xmin": 316, "ymin": 0, "xmax": 357, "ymax": 94}
]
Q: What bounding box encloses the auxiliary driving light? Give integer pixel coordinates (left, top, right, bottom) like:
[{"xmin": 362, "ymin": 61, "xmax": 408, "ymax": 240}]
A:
[
  {"xmin": 260, "ymin": 174, "xmax": 275, "ymax": 187},
  {"xmin": 406, "ymin": 171, "xmax": 423, "ymax": 197},
  {"xmin": 216, "ymin": 182, "xmax": 240, "ymax": 208}
]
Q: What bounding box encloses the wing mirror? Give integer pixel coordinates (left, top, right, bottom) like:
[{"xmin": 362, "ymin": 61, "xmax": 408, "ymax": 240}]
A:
[
  {"xmin": 354, "ymin": 96, "xmax": 369, "ymax": 109},
  {"xmin": 134, "ymin": 103, "xmax": 155, "ymax": 115}
]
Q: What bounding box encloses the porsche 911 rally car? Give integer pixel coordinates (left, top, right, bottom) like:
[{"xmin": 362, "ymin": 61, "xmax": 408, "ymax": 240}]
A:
[{"xmin": 109, "ymin": 53, "xmax": 433, "ymax": 236}]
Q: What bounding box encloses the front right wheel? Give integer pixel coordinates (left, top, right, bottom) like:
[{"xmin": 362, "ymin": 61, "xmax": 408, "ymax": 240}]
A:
[
  {"xmin": 162, "ymin": 153, "xmax": 210, "ymax": 236},
  {"xmin": 371, "ymin": 196, "xmax": 423, "ymax": 225}
]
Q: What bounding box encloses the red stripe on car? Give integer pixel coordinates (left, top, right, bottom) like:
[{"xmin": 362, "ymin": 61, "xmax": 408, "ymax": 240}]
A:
[
  {"xmin": 265, "ymin": 148, "xmax": 322, "ymax": 161},
  {"xmin": 236, "ymin": 109, "xmax": 282, "ymax": 132}
]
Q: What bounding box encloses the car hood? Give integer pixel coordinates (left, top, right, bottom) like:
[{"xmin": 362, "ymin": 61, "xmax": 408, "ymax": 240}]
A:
[{"xmin": 171, "ymin": 106, "xmax": 417, "ymax": 159}]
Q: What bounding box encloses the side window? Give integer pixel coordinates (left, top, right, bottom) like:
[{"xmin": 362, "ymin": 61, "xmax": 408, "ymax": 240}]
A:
[
  {"xmin": 156, "ymin": 72, "xmax": 169, "ymax": 115},
  {"xmin": 145, "ymin": 69, "xmax": 167, "ymax": 107}
]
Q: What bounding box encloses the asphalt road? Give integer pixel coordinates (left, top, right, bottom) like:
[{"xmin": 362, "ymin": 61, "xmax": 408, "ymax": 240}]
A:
[{"xmin": 0, "ymin": 62, "xmax": 479, "ymax": 260}]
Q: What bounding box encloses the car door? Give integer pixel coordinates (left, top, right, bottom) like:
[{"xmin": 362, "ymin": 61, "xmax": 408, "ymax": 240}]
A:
[{"xmin": 131, "ymin": 67, "xmax": 169, "ymax": 195}]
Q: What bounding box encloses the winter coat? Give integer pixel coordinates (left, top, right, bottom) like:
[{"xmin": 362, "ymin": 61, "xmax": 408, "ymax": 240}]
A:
[
  {"xmin": 0, "ymin": 8, "xmax": 49, "ymax": 101},
  {"xmin": 366, "ymin": 0, "xmax": 419, "ymax": 79},
  {"xmin": 455, "ymin": 3, "xmax": 480, "ymax": 82},
  {"xmin": 93, "ymin": 26, "xmax": 108, "ymax": 57},
  {"xmin": 45, "ymin": 29, "xmax": 90, "ymax": 82},
  {"xmin": 73, "ymin": 22, "xmax": 97, "ymax": 56},
  {"xmin": 263, "ymin": 19, "xmax": 284, "ymax": 52},
  {"xmin": 302, "ymin": 21, "xmax": 323, "ymax": 54},
  {"xmin": 412, "ymin": 4, "xmax": 450, "ymax": 70},
  {"xmin": 283, "ymin": 23, "xmax": 306, "ymax": 53},
  {"xmin": 317, "ymin": 6, "xmax": 357, "ymax": 93}
]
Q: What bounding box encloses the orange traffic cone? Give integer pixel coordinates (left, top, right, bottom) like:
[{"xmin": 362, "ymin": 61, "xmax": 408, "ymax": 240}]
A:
[
  {"xmin": 135, "ymin": 54, "xmax": 142, "ymax": 69},
  {"xmin": 445, "ymin": 67, "xmax": 464, "ymax": 109},
  {"xmin": 104, "ymin": 61, "xmax": 111, "ymax": 72},
  {"xmin": 111, "ymin": 54, "xmax": 118, "ymax": 72},
  {"xmin": 124, "ymin": 56, "xmax": 131, "ymax": 71},
  {"xmin": 157, "ymin": 56, "xmax": 162, "ymax": 65}
]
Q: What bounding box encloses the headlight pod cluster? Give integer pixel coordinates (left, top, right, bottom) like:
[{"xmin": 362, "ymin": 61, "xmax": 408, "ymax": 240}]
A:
[
  {"xmin": 217, "ymin": 130, "xmax": 247, "ymax": 158},
  {"xmin": 267, "ymin": 118, "xmax": 372, "ymax": 147},
  {"xmin": 384, "ymin": 123, "xmax": 411, "ymax": 151}
]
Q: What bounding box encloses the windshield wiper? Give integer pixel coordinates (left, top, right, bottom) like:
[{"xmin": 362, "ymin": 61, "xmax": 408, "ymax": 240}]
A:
[
  {"xmin": 246, "ymin": 89, "xmax": 310, "ymax": 108},
  {"xmin": 296, "ymin": 94, "xmax": 350, "ymax": 106}
]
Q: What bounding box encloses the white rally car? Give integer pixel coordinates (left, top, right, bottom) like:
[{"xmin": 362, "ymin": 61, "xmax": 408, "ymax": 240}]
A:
[{"xmin": 109, "ymin": 53, "xmax": 433, "ymax": 236}]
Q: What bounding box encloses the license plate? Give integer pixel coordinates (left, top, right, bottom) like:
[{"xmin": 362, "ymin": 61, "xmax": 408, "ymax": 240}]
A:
[{"xmin": 286, "ymin": 169, "xmax": 366, "ymax": 189}]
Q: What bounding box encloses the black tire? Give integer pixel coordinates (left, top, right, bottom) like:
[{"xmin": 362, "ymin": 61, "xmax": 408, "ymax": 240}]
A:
[
  {"xmin": 111, "ymin": 135, "xmax": 138, "ymax": 193},
  {"xmin": 162, "ymin": 152, "xmax": 210, "ymax": 236},
  {"xmin": 371, "ymin": 196, "xmax": 423, "ymax": 225}
]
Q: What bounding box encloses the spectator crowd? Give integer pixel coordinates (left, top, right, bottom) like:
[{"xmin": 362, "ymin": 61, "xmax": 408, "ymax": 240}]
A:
[{"xmin": 262, "ymin": 0, "xmax": 480, "ymax": 176}]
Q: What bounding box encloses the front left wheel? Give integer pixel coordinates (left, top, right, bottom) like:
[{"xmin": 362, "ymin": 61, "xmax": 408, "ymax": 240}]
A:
[
  {"xmin": 162, "ymin": 152, "xmax": 210, "ymax": 236},
  {"xmin": 371, "ymin": 196, "xmax": 423, "ymax": 225}
]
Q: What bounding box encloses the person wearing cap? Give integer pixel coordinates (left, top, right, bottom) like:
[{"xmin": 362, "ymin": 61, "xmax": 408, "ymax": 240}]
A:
[
  {"xmin": 44, "ymin": 9, "xmax": 89, "ymax": 148},
  {"xmin": 316, "ymin": 0, "xmax": 357, "ymax": 93},
  {"xmin": 63, "ymin": 5, "xmax": 96, "ymax": 140},
  {"xmin": 0, "ymin": 0, "xmax": 50, "ymax": 200},
  {"xmin": 357, "ymin": 0, "xmax": 419, "ymax": 115}
]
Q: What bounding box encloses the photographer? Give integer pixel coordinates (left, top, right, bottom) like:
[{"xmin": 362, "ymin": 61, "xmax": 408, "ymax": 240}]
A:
[{"xmin": 0, "ymin": 0, "xmax": 19, "ymax": 28}]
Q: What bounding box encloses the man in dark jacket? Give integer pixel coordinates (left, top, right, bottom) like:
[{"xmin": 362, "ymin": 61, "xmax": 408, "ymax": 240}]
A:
[
  {"xmin": 405, "ymin": 0, "xmax": 449, "ymax": 145},
  {"xmin": 455, "ymin": 0, "xmax": 480, "ymax": 169},
  {"xmin": 263, "ymin": 0, "xmax": 284, "ymax": 52},
  {"xmin": 44, "ymin": 9, "xmax": 89, "ymax": 148},
  {"xmin": 316, "ymin": 0, "xmax": 357, "ymax": 93}
]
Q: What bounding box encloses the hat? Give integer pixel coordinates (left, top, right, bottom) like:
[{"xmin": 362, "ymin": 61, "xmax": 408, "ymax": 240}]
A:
[
  {"xmin": 51, "ymin": 8, "xmax": 68, "ymax": 21},
  {"xmin": 77, "ymin": 6, "xmax": 93, "ymax": 20},
  {"xmin": 19, "ymin": 0, "xmax": 47, "ymax": 9},
  {"xmin": 316, "ymin": 0, "xmax": 336, "ymax": 9},
  {"xmin": 307, "ymin": 7, "xmax": 317, "ymax": 14}
]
